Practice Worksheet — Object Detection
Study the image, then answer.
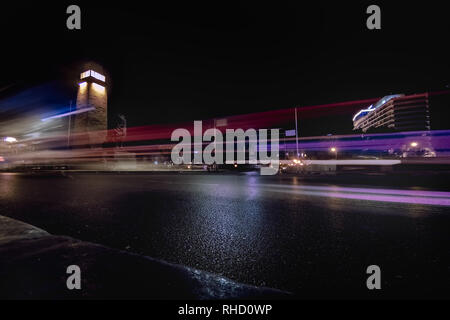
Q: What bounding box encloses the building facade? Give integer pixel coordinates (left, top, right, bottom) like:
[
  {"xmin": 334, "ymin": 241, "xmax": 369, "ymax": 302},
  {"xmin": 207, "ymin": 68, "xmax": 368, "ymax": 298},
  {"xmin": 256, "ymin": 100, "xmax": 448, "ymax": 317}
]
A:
[{"xmin": 353, "ymin": 93, "xmax": 430, "ymax": 133}]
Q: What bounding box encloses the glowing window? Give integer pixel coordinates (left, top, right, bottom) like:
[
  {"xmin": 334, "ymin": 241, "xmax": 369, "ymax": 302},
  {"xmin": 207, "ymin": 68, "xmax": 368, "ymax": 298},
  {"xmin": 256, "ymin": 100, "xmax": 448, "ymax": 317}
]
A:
[
  {"xmin": 91, "ymin": 70, "xmax": 105, "ymax": 82},
  {"xmin": 92, "ymin": 83, "xmax": 105, "ymax": 93},
  {"xmin": 80, "ymin": 71, "xmax": 91, "ymax": 79},
  {"xmin": 80, "ymin": 70, "xmax": 105, "ymax": 82}
]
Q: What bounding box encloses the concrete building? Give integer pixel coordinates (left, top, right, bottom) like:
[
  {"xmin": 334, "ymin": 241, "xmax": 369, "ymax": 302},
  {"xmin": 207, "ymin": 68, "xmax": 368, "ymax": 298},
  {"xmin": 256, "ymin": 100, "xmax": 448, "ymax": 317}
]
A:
[
  {"xmin": 72, "ymin": 63, "xmax": 108, "ymax": 146},
  {"xmin": 353, "ymin": 93, "xmax": 430, "ymax": 133}
]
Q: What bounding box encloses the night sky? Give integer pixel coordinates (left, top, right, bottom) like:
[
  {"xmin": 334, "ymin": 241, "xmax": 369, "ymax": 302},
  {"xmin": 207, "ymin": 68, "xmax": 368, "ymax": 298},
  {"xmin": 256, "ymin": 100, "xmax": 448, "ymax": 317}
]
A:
[{"xmin": 2, "ymin": 2, "xmax": 450, "ymax": 134}]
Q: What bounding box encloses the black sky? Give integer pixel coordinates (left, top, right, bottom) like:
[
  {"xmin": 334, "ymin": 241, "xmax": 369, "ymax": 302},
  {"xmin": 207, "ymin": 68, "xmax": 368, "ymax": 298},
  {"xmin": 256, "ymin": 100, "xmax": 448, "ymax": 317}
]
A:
[{"xmin": 2, "ymin": 2, "xmax": 450, "ymax": 132}]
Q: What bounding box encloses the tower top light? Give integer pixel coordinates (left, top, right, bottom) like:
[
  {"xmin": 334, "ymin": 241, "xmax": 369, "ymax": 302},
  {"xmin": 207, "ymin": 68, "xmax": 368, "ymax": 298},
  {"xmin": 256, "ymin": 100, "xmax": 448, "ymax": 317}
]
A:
[{"xmin": 80, "ymin": 70, "xmax": 105, "ymax": 82}]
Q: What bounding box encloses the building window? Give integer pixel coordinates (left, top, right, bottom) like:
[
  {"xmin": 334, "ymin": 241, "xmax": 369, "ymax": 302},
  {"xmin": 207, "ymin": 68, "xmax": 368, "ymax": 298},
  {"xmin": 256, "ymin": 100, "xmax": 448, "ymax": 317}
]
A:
[
  {"xmin": 91, "ymin": 70, "xmax": 105, "ymax": 82},
  {"xmin": 80, "ymin": 70, "xmax": 106, "ymax": 82},
  {"xmin": 80, "ymin": 70, "xmax": 91, "ymax": 79}
]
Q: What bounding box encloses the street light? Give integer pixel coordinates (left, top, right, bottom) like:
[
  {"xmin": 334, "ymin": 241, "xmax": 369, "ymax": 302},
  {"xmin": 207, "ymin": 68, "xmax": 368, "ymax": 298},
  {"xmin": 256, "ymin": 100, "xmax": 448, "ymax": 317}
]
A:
[
  {"xmin": 410, "ymin": 142, "xmax": 418, "ymax": 147},
  {"xmin": 4, "ymin": 137, "xmax": 17, "ymax": 143},
  {"xmin": 330, "ymin": 147, "xmax": 337, "ymax": 160}
]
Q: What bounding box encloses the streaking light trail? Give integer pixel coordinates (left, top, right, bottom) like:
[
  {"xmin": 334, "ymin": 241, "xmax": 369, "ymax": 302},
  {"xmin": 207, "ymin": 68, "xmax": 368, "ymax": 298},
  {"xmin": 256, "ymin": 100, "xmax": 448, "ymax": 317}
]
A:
[
  {"xmin": 264, "ymin": 184, "xmax": 450, "ymax": 206},
  {"xmin": 41, "ymin": 107, "xmax": 95, "ymax": 122}
]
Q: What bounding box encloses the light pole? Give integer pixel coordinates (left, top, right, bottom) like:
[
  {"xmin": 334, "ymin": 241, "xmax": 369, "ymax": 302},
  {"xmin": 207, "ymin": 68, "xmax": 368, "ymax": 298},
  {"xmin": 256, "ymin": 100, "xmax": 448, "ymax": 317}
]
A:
[
  {"xmin": 330, "ymin": 147, "xmax": 337, "ymax": 160},
  {"xmin": 294, "ymin": 107, "xmax": 299, "ymax": 157},
  {"xmin": 67, "ymin": 100, "xmax": 72, "ymax": 148}
]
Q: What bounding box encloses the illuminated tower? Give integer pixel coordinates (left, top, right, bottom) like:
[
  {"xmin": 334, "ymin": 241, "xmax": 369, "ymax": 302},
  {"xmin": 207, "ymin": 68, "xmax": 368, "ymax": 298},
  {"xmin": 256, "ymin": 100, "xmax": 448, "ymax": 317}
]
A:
[{"xmin": 73, "ymin": 65, "xmax": 108, "ymax": 146}]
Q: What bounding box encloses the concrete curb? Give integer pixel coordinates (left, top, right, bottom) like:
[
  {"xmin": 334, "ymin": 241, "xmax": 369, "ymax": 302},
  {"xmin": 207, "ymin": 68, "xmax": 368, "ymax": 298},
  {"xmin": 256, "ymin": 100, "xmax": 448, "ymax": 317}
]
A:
[
  {"xmin": 0, "ymin": 215, "xmax": 291, "ymax": 299},
  {"xmin": 0, "ymin": 215, "xmax": 49, "ymax": 246}
]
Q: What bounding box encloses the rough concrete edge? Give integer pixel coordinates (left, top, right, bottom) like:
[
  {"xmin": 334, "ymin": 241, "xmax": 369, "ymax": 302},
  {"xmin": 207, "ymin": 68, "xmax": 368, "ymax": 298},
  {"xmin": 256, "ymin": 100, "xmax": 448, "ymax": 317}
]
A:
[
  {"xmin": 0, "ymin": 215, "xmax": 292, "ymax": 299},
  {"xmin": 0, "ymin": 215, "xmax": 50, "ymax": 246}
]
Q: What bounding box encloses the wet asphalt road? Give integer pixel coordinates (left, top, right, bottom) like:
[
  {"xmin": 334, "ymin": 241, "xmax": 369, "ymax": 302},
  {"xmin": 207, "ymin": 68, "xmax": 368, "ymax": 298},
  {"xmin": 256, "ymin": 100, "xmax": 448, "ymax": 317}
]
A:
[{"xmin": 0, "ymin": 172, "xmax": 449, "ymax": 298}]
